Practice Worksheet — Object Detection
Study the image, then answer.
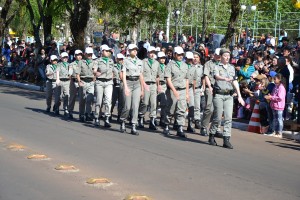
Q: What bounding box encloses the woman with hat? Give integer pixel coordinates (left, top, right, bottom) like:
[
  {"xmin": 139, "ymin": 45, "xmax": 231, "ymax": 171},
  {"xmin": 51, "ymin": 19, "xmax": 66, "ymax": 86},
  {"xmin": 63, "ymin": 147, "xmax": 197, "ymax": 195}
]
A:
[{"xmin": 119, "ymin": 44, "xmax": 144, "ymax": 135}]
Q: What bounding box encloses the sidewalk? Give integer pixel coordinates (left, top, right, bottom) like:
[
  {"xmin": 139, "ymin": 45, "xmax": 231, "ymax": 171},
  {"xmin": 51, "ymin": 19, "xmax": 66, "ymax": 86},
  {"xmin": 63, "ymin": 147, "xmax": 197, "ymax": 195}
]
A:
[{"xmin": 0, "ymin": 79, "xmax": 299, "ymax": 141}]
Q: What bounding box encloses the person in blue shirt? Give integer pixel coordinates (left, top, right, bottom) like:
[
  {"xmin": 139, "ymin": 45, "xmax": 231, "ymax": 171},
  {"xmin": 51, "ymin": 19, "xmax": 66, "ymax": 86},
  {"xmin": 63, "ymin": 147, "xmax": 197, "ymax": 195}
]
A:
[{"xmin": 236, "ymin": 57, "xmax": 255, "ymax": 84}]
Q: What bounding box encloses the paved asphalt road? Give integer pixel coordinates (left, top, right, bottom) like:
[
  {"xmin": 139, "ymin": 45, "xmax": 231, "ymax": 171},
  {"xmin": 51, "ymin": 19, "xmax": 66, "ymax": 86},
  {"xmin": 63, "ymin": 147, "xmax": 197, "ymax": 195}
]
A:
[{"xmin": 0, "ymin": 85, "xmax": 300, "ymax": 200}]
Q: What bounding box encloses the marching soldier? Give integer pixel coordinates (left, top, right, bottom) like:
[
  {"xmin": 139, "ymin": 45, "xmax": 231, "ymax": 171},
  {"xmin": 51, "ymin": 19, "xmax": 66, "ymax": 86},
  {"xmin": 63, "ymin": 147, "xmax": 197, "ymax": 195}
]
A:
[
  {"xmin": 193, "ymin": 52, "xmax": 204, "ymax": 129},
  {"xmin": 163, "ymin": 46, "xmax": 189, "ymax": 137},
  {"xmin": 68, "ymin": 50, "xmax": 83, "ymax": 119},
  {"xmin": 75, "ymin": 47, "xmax": 95, "ymax": 122},
  {"xmin": 138, "ymin": 46, "xmax": 160, "ymax": 130},
  {"xmin": 120, "ymin": 44, "xmax": 144, "ymax": 135},
  {"xmin": 56, "ymin": 52, "xmax": 71, "ymax": 116},
  {"xmin": 157, "ymin": 51, "xmax": 167, "ymax": 126},
  {"xmin": 185, "ymin": 51, "xmax": 196, "ymax": 133},
  {"xmin": 208, "ymin": 48, "xmax": 245, "ymax": 149},
  {"xmin": 111, "ymin": 53, "xmax": 125, "ymax": 122},
  {"xmin": 93, "ymin": 44, "xmax": 114, "ymax": 127},
  {"xmin": 45, "ymin": 55, "xmax": 59, "ymax": 113},
  {"xmin": 201, "ymin": 48, "xmax": 222, "ymax": 136}
]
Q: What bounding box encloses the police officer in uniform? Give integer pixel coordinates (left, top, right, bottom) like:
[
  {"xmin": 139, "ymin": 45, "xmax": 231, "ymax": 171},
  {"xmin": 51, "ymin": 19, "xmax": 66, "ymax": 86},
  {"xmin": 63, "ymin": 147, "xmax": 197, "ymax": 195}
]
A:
[
  {"xmin": 93, "ymin": 44, "xmax": 114, "ymax": 127},
  {"xmin": 111, "ymin": 53, "xmax": 125, "ymax": 122},
  {"xmin": 209, "ymin": 48, "xmax": 245, "ymax": 149},
  {"xmin": 186, "ymin": 51, "xmax": 196, "ymax": 133},
  {"xmin": 120, "ymin": 44, "xmax": 144, "ymax": 135},
  {"xmin": 75, "ymin": 47, "xmax": 95, "ymax": 122},
  {"xmin": 193, "ymin": 52, "xmax": 204, "ymax": 129},
  {"xmin": 163, "ymin": 46, "xmax": 189, "ymax": 137},
  {"xmin": 201, "ymin": 48, "xmax": 222, "ymax": 136},
  {"xmin": 45, "ymin": 55, "xmax": 59, "ymax": 113},
  {"xmin": 157, "ymin": 51, "xmax": 167, "ymax": 126},
  {"xmin": 68, "ymin": 50, "xmax": 83, "ymax": 119},
  {"xmin": 55, "ymin": 52, "xmax": 71, "ymax": 116},
  {"xmin": 138, "ymin": 46, "xmax": 160, "ymax": 130}
]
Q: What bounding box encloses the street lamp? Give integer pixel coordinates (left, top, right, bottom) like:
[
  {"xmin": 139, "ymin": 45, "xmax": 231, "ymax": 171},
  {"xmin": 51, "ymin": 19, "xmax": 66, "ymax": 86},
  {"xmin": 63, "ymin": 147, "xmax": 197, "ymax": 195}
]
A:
[
  {"xmin": 241, "ymin": 4, "xmax": 256, "ymax": 50},
  {"xmin": 174, "ymin": 9, "xmax": 180, "ymax": 45}
]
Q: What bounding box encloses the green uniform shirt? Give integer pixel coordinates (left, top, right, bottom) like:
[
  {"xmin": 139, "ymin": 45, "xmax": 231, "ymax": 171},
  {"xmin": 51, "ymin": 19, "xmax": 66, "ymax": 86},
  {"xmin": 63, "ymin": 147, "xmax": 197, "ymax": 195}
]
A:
[
  {"xmin": 142, "ymin": 58, "xmax": 160, "ymax": 82},
  {"xmin": 122, "ymin": 57, "xmax": 143, "ymax": 77},
  {"xmin": 95, "ymin": 57, "xmax": 114, "ymax": 79},
  {"xmin": 213, "ymin": 63, "xmax": 236, "ymax": 91},
  {"xmin": 164, "ymin": 60, "xmax": 188, "ymax": 89}
]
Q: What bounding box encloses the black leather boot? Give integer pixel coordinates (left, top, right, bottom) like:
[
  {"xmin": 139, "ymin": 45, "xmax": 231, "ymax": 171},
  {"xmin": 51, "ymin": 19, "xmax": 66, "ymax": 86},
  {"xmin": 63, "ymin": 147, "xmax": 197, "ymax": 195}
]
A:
[
  {"xmin": 201, "ymin": 128, "xmax": 208, "ymax": 136},
  {"xmin": 223, "ymin": 136, "xmax": 233, "ymax": 149},
  {"xmin": 215, "ymin": 130, "xmax": 224, "ymax": 138},
  {"xmin": 177, "ymin": 125, "xmax": 187, "ymax": 138},
  {"xmin": 163, "ymin": 125, "xmax": 170, "ymax": 136},
  {"xmin": 208, "ymin": 134, "xmax": 217, "ymax": 146},
  {"xmin": 131, "ymin": 124, "xmax": 139, "ymax": 135},
  {"xmin": 149, "ymin": 117, "xmax": 157, "ymax": 130},
  {"xmin": 159, "ymin": 116, "xmax": 165, "ymax": 127},
  {"xmin": 187, "ymin": 118, "xmax": 195, "ymax": 133},
  {"xmin": 194, "ymin": 120, "xmax": 201, "ymax": 129},
  {"xmin": 85, "ymin": 113, "xmax": 93, "ymax": 121},
  {"xmin": 138, "ymin": 117, "xmax": 144, "ymax": 128},
  {"xmin": 104, "ymin": 116, "xmax": 111, "ymax": 128},
  {"xmin": 172, "ymin": 119, "xmax": 179, "ymax": 130},
  {"xmin": 120, "ymin": 121, "xmax": 126, "ymax": 133}
]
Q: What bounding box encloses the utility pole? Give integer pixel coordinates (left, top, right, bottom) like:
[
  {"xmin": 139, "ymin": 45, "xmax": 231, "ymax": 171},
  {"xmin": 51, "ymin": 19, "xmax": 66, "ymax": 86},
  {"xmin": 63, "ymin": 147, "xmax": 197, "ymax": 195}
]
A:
[{"xmin": 202, "ymin": 0, "xmax": 207, "ymax": 43}]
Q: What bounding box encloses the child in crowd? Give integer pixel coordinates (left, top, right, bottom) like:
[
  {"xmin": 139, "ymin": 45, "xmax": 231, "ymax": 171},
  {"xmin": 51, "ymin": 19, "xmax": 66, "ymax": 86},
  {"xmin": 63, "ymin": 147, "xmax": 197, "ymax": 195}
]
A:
[{"xmin": 265, "ymin": 74, "xmax": 286, "ymax": 138}]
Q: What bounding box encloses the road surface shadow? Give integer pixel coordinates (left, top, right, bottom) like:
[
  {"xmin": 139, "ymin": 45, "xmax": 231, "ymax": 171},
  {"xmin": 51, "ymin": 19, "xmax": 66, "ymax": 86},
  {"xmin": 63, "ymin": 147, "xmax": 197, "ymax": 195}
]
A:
[
  {"xmin": 266, "ymin": 140, "xmax": 300, "ymax": 151},
  {"xmin": 0, "ymin": 85, "xmax": 45, "ymax": 100}
]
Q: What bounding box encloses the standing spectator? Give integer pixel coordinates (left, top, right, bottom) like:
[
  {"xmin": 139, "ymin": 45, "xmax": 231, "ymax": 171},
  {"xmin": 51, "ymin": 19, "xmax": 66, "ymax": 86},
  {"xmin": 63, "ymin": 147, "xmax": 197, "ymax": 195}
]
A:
[
  {"xmin": 36, "ymin": 48, "xmax": 47, "ymax": 83},
  {"xmin": 2, "ymin": 43, "xmax": 11, "ymax": 62},
  {"xmin": 265, "ymin": 74, "xmax": 286, "ymax": 138}
]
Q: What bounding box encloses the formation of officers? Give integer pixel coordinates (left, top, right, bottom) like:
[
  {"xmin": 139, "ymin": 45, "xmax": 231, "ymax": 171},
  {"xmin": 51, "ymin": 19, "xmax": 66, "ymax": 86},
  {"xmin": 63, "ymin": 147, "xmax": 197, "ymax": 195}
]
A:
[{"xmin": 45, "ymin": 44, "xmax": 244, "ymax": 149}]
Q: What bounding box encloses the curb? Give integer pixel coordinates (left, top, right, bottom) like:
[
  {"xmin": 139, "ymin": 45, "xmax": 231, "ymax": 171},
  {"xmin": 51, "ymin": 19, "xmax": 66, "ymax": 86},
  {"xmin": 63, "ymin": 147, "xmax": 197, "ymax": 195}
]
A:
[{"xmin": 0, "ymin": 79, "xmax": 45, "ymax": 92}]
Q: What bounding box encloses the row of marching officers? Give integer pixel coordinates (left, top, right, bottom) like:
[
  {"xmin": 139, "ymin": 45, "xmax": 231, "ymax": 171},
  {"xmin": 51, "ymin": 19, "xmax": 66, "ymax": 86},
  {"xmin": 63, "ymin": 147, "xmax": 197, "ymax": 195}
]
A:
[{"xmin": 45, "ymin": 44, "xmax": 244, "ymax": 149}]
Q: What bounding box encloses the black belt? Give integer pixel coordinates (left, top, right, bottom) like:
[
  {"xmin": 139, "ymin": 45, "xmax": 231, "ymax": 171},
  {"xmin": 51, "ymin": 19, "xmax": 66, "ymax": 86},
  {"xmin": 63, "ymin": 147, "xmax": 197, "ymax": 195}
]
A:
[
  {"xmin": 215, "ymin": 90, "xmax": 233, "ymax": 95},
  {"xmin": 126, "ymin": 76, "xmax": 139, "ymax": 81},
  {"xmin": 195, "ymin": 86, "xmax": 201, "ymax": 89},
  {"xmin": 145, "ymin": 81, "xmax": 156, "ymax": 85},
  {"xmin": 47, "ymin": 79, "xmax": 56, "ymax": 82},
  {"xmin": 189, "ymin": 84, "xmax": 193, "ymax": 88},
  {"xmin": 96, "ymin": 78, "xmax": 112, "ymax": 82},
  {"xmin": 81, "ymin": 77, "xmax": 93, "ymax": 82},
  {"xmin": 175, "ymin": 87, "xmax": 186, "ymax": 91},
  {"xmin": 60, "ymin": 78, "xmax": 69, "ymax": 81},
  {"xmin": 159, "ymin": 81, "xmax": 166, "ymax": 85}
]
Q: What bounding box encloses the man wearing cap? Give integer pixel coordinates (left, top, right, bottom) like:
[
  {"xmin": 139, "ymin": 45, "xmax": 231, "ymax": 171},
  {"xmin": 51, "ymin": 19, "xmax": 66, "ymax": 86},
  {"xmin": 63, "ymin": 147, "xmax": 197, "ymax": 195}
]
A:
[
  {"xmin": 138, "ymin": 46, "xmax": 160, "ymax": 130},
  {"xmin": 119, "ymin": 44, "xmax": 144, "ymax": 135},
  {"xmin": 45, "ymin": 55, "xmax": 59, "ymax": 112},
  {"xmin": 111, "ymin": 53, "xmax": 125, "ymax": 122},
  {"xmin": 75, "ymin": 47, "xmax": 96, "ymax": 122},
  {"xmin": 201, "ymin": 48, "xmax": 222, "ymax": 136},
  {"xmin": 163, "ymin": 46, "xmax": 189, "ymax": 137},
  {"xmin": 157, "ymin": 51, "xmax": 167, "ymax": 126},
  {"xmin": 68, "ymin": 50, "xmax": 83, "ymax": 119},
  {"xmin": 55, "ymin": 52, "xmax": 71, "ymax": 116},
  {"xmin": 93, "ymin": 44, "xmax": 114, "ymax": 127},
  {"xmin": 209, "ymin": 48, "xmax": 245, "ymax": 149},
  {"xmin": 185, "ymin": 51, "xmax": 196, "ymax": 133},
  {"xmin": 193, "ymin": 51, "xmax": 204, "ymax": 129}
]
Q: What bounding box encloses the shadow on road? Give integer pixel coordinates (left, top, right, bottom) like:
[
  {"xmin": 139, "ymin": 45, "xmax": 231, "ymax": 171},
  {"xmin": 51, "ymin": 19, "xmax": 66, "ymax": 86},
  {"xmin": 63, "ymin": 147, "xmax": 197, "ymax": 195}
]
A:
[
  {"xmin": 266, "ymin": 140, "xmax": 300, "ymax": 151},
  {"xmin": 0, "ymin": 85, "xmax": 44, "ymax": 100}
]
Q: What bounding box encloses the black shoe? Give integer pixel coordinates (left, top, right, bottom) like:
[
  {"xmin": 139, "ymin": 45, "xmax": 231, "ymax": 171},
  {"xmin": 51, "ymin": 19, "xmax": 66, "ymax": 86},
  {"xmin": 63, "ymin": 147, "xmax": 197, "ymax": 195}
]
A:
[
  {"xmin": 131, "ymin": 124, "xmax": 139, "ymax": 135},
  {"xmin": 177, "ymin": 126, "xmax": 187, "ymax": 138},
  {"xmin": 138, "ymin": 117, "xmax": 144, "ymax": 128},
  {"xmin": 208, "ymin": 134, "xmax": 217, "ymax": 146},
  {"xmin": 52, "ymin": 105, "xmax": 56, "ymax": 112},
  {"xmin": 64, "ymin": 111, "xmax": 69, "ymax": 117},
  {"xmin": 154, "ymin": 118, "xmax": 159, "ymax": 126},
  {"xmin": 79, "ymin": 115, "xmax": 86, "ymax": 122},
  {"xmin": 187, "ymin": 118, "xmax": 195, "ymax": 133},
  {"xmin": 201, "ymin": 128, "xmax": 208, "ymax": 136},
  {"xmin": 173, "ymin": 120, "xmax": 179, "ymax": 130},
  {"xmin": 94, "ymin": 119, "xmax": 100, "ymax": 126},
  {"xmin": 104, "ymin": 116, "xmax": 111, "ymax": 128},
  {"xmin": 68, "ymin": 113, "xmax": 73, "ymax": 119},
  {"xmin": 120, "ymin": 121, "xmax": 126, "ymax": 133},
  {"xmin": 46, "ymin": 107, "xmax": 51, "ymax": 112},
  {"xmin": 194, "ymin": 120, "xmax": 201, "ymax": 129},
  {"xmin": 223, "ymin": 136, "xmax": 233, "ymax": 149},
  {"xmin": 109, "ymin": 116, "xmax": 112, "ymax": 121},
  {"xmin": 117, "ymin": 115, "xmax": 121, "ymax": 123},
  {"xmin": 163, "ymin": 125, "xmax": 170, "ymax": 136},
  {"xmin": 215, "ymin": 130, "xmax": 223, "ymax": 138},
  {"xmin": 159, "ymin": 119, "xmax": 165, "ymax": 127},
  {"xmin": 54, "ymin": 110, "xmax": 60, "ymax": 115},
  {"xmin": 85, "ymin": 113, "xmax": 93, "ymax": 121},
  {"xmin": 149, "ymin": 117, "xmax": 157, "ymax": 130}
]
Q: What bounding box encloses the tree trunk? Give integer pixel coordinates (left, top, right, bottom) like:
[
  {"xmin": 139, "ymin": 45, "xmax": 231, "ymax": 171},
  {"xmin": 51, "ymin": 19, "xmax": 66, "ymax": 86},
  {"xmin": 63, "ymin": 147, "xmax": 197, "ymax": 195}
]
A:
[
  {"xmin": 34, "ymin": 26, "xmax": 42, "ymax": 49},
  {"xmin": 68, "ymin": 0, "xmax": 91, "ymax": 49},
  {"xmin": 223, "ymin": 0, "xmax": 240, "ymax": 46},
  {"xmin": 0, "ymin": 0, "xmax": 13, "ymax": 48},
  {"xmin": 43, "ymin": 15, "xmax": 53, "ymax": 45}
]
